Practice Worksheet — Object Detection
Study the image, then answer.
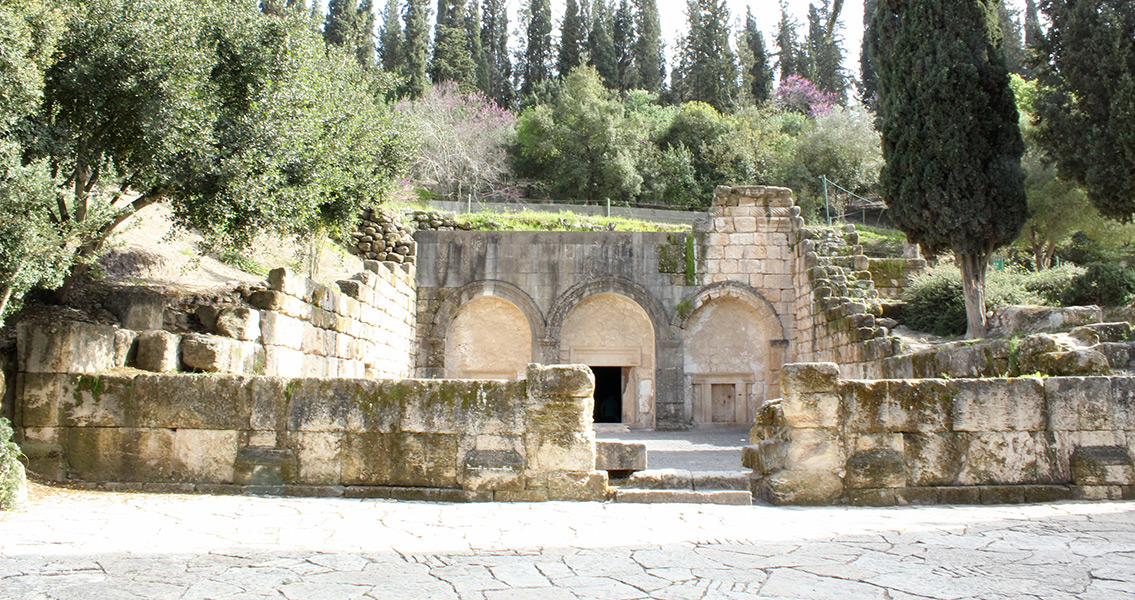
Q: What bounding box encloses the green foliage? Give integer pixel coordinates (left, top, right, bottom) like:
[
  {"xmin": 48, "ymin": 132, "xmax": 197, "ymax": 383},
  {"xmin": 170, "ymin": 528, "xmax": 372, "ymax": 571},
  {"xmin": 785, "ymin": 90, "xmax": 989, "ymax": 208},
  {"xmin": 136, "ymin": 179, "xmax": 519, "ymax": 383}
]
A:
[
  {"xmin": 430, "ymin": 0, "xmax": 474, "ymax": 87},
  {"xmin": 519, "ymin": 0, "xmax": 552, "ymax": 98},
  {"xmin": 587, "ymin": 0, "xmax": 618, "ymax": 89},
  {"xmin": 1065, "ymin": 263, "xmax": 1135, "ymax": 307},
  {"xmin": 1033, "ymin": 0, "xmax": 1135, "ymax": 222},
  {"xmin": 377, "ymin": 0, "xmax": 404, "ymax": 72},
  {"xmin": 557, "ymin": 0, "xmax": 585, "ymax": 78},
  {"xmin": 775, "ymin": 1, "xmax": 802, "ymax": 80},
  {"xmin": 805, "ymin": 1, "xmax": 848, "ymax": 104},
  {"xmin": 858, "ymin": 0, "xmax": 878, "ymax": 107},
  {"xmin": 0, "ymin": 417, "xmax": 23, "ymax": 511},
  {"xmin": 402, "ymin": 0, "xmax": 430, "ymax": 97},
  {"xmin": 740, "ymin": 7, "xmax": 773, "ymax": 105},
  {"xmin": 1023, "ymin": 263, "xmax": 1083, "ymax": 305},
  {"xmin": 480, "ymin": 0, "xmax": 512, "ymax": 108},
  {"xmin": 657, "ymin": 101, "xmax": 732, "ymax": 200},
  {"xmin": 903, "ymin": 265, "xmax": 1049, "ymax": 337},
  {"xmin": 631, "ymin": 0, "xmax": 664, "ymax": 93},
  {"xmin": 673, "ymin": 0, "xmax": 737, "ymax": 112}
]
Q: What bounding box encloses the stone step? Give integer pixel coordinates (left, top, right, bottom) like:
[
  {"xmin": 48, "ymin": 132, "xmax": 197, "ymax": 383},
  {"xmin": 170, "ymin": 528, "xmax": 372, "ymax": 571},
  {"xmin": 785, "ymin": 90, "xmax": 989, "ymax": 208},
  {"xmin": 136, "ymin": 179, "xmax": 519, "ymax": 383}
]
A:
[
  {"xmin": 595, "ymin": 440, "xmax": 647, "ymax": 472},
  {"xmin": 613, "ymin": 488, "xmax": 752, "ymax": 505},
  {"xmin": 624, "ymin": 469, "xmax": 753, "ymax": 492}
]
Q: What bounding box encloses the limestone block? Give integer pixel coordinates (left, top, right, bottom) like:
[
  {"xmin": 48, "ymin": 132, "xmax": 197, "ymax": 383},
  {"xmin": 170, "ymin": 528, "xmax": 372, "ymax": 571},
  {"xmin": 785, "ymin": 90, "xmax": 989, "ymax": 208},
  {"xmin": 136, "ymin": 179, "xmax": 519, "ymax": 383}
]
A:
[
  {"xmin": 955, "ymin": 431, "xmax": 1044, "ymax": 486},
  {"xmin": 525, "ymin": 430, "xmax": 596, "ymax": 473},
  {"xmin": 1037, "ymin": 349, "xmax": 1110, "ymax": 376},
  {"xmin": 113, "ymin": 329, "xmax": 137, "ymax": 369},
  {"xmin": 170, "ymin": 428, "xmax": 239, "ymax": 483},
  {"xmin": 131, "ymin": 374, "xmax": 254, "ymax": 430},
  {"xmin": 951, "ymin": 378, "xmax": 1044, "ymax": 432},
  {"xmin": 268, "ymin": 267, "xmax": 316, "ymax": 300},
  {"xmin": 692, "ymin": 471, "xmax": 752, "ymax": 491},
  {"xmin": 758, "ymin": 470, "xmax": 843, "ymax": 506},
  {"xmin": 1070, "ymin": 446, "xmax": 1135, "ymax": 486},
  {"xmin": 18, "ymin": 440, "xmax": 63, "ymax": 482},
  {"xmin": 1112, "ymin": 377, "xmax": 1135, "ymax": 431},
  {"xmin": 233, "ymin": 446, "xmax": 298, "ymax": 485},
  {"xmin": 742, "ymin": 441, "xmax": 786, "ymax": 475},
  {"xmin": 615, "ymin": 489, "xmax": 751, "ymax": 505},
  {"xmin": 134, "ymin": 330, "xmax": 181, "ymax": 372},
  {"xmin": 989, "ymin": 305, "xmax": 1102, "ymax": 337},
  {"xmin": 459, "ymin": 449, "xmax": 524, "ymax": 491},
  {"xmin": 17, "ymin": 373, "xmax": 64, "ymax": 427},
  {"xmin": 781, "ymin": 362, "xmax": 839, "ymax": 398},
  {"xmin": 843, "ymin": 380, "xmax": 889, "ymax": 433},
  {"xmin": 626, "ymin": 468, "xmax": 693, "ymax": 490},
  {"xmin": 249, "ymin": 290, "xmax": 288, "ymax": 312},
  {"xmin": 249, "ymin": 377, "xmax": 290, "ymax": 432},
  {"xmin": 1046, "ymin": 377, "xmax": 1114, "ymax": 431},
  {"xmin": 17, "ymin": 320, "xmax": 117, "ymax": 374},
  {"xmin": 104, "ymin": 288, "xmax": 165, "ymax": 330},
  {"xmin": 545, "ymin": 470, "xmax": 607, "ymax": 501},
  {"xmin": 784, "ymin": 427, "xmax": 841, "ymax": 472},
  {"xmin": 733, "ymin": 216, "xmax": 756, "ymax": 233},
  {"xmin": 1074, "ymin": 322, "xmax": 1133, "ymax": 344},
  {"xmin": 340, "ymin": 432, "xmax": 458, "ymax": 488},
  {"xmin": 903, "ymin": 433, "xmax": 963, "ymax": 487},
  {"xmin": 181, "ymin": 334, "xmax": 243, "ymax": 373},
  {"xmin": 782, "ymin": 391, "xmax": 840, "ymax": 429},
  {"xmin": 260, "ymin": 312, "xmax": 304, "ymax": 350},
  {"xmin": 287, "ymin": 431, "xmax": 343, "ymax": 485},
  {"xmin": 595, "ymin": 440, "xmax": 647, "ymax": 471},
  {"xmin": 845, "ymin": 448, "xmax": 906, "ymax": 489},
  {"xmin": 1098, "ymin": 343, "xmax": 1135, "ymax": 370},
  {"xmin": 216, "ymin": 307, "xmax": 260, "ymax": 341},
  {"xmin": 263, "ymin": 346, "xmax": 304, "ymax": 377}
]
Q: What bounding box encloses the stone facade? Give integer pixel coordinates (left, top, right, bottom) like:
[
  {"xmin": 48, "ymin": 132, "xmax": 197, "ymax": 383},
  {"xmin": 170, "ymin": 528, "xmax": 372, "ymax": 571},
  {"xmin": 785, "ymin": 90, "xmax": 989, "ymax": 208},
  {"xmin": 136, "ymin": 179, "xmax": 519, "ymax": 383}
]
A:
[
  {"xmin": 746, "ymin": 362, "xmax": 1135, "ymax": 505},
  {"xmin": 16, "ymin": 364, "xmax": 605, "ymax": 501}
]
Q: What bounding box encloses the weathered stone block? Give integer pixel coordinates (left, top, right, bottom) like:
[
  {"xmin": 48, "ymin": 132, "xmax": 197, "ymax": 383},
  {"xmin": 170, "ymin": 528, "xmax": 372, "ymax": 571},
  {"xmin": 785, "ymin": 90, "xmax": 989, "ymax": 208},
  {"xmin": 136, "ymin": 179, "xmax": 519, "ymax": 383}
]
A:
[
  {"xmin": 846, "ymin": 448, "xmax": 906, "ymax": 489},
  {"xmin": 113, "ymin": 329, "xmax": 138, "ymax": 369},
  {"xmin": 263, "ymin": 346, "xmax": 304, "ymax": 377},
  {"xmin": 780, "ymin": 362, "xmax": 839, "ymax": 398},
  {"xmin": 955, "ymin": 432, "xmax": 1044, "ymax": 486},
  {"xmin": 216, "ymin": 307, "xmax": 261, "ymax": 341},
  {"xmin": 847, "ymin": 488, "xmax": 897, "ymax": 507},
  {"xmin": 759, "ymin": 470, "xmax": 842, "ymax": 506},
  {"xmin": 1070, "ymin": 446, "xmax": 1135, "ymax": 486},
  {"xmin": 18, "ymin": 320, "xmax": 117, "ymax": 374},
  {"xmin": 1046, "ymin": 377, "xmax": 1114, "ymax": 431},
  {"xmin": 886, "ymin": 379, "xmax": 952, "ymax": 433},
  {"xmin": 692, "ymin": 471, "xmax": 752, "ymax": 491},
  {"xmin": 843, "ymin": 380, "xmax": 889, "ymax": 433},
  {"xmin": 180, "ymin": 334, "xmax": 255, "ymax": 374},
  {"xmin": 460, "ymin": 449, "xmax": 524, "ymax": 491},
  {"xmin": 19, "ymin": 440, "xmax": 64, "ymax": 481},
  {"xmin": 989, "ymin": 305, "xmax": 1102, "ymax": 337},
  {"xmin": 1113, "ymin": 377, "xmax": 1135, "ymax": 431},
  {"xmin": 341, "ymin": 432, "xmax": 459, "ymax": 488},
  {"xmin": 742, "ymin": 440, "xmax": 786, "ymax": 475},
  {"xmin": 260, "ymin": 312, "xmax": 304, "ymax": 350},
  {"xmin": 595, "ymin": 440, "xmax": 646, "ymax": 471},
  {"xmin": 626, "ymin": 468, "xmax": 692, "ymax": 490},
  {"xmin": 287, "ymin": 431, "xmax": 343, "ymax": 485},
  {"xmin": 134, "ymin": 330, "xmax": 181, "ymax": 372},
  {"xmin": 233, "ymin": 446, "xmax": 298, "ymax": 486},
  {"xmin": 104, "ymin": 288, "xmax": 165, "ymax": 330},
  {"xmin": 904, "ymin": 433, "xmax": 963, "ymax": 487},
  {"xmin": 951, "ymin": 378, "xmax": 1044, "ymax": 432},
  {"xmin": 615, "ymin": 489, "xmax": 751, "ymax": 505},
  {"xmin": 784, "ymin": 427, "xmax": 841, "ymax": 472},
  {"xmin": 1038, "ymin": 349, "xmax": 1110, "ymax": 376},
  {"xmin": 782, "ymin": 391, "xmax": 840, "ymax": 429},
  {"xmin": 545, "ymin": 471, "xmax": 607, "ymax": 501}
]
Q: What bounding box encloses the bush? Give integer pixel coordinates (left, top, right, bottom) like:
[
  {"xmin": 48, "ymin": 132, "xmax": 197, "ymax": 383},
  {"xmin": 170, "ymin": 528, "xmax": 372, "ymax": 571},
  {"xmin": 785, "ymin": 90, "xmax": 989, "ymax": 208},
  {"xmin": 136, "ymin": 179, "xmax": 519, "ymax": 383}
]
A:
[
  {"xmin": 1022, "ymin": 263, "xmax": 1083, "ymax": 305},
  {"xmin": 0, "ymin": 417, "xmax": 24, "ymax": 510},
  {"xmin": 1064, "ymin": 263, "xmax": 1135, "ymax": 307},
  {"xmin": 903, "ymin": 265, "xmax": 1044, "ymax": 336}
]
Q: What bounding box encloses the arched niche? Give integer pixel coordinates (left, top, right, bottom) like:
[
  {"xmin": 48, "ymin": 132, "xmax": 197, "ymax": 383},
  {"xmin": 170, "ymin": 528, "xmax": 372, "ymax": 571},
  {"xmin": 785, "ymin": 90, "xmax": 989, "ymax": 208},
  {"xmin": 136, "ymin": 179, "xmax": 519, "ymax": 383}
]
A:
[
  {"xmin": 559, "ymin": 292, "xmax": 656, "ymax": 428},
  {"xmin": 444, "ymin": 296, "xmax": 533, "ymax": 379}
]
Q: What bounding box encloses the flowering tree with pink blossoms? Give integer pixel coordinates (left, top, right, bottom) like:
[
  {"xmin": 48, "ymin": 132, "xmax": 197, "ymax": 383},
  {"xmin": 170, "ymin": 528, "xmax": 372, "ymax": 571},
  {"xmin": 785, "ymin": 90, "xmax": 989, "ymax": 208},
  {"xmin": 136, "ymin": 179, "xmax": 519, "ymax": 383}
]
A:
[{"xmin": 775, "ymin": 75, "xmax": 837, "ymax": 117}]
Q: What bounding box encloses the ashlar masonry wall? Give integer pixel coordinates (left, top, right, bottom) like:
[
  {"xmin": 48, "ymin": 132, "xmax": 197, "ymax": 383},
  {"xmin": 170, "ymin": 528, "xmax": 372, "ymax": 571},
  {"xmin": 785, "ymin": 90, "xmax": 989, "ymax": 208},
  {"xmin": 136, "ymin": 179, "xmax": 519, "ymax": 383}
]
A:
[
  {"xmin": 746, "ymin": 363, "xmax": 1135, "ymax": 505},
  {"xmin": 17, "ymin": 364, "xmax": 606, "ymax": 501}
]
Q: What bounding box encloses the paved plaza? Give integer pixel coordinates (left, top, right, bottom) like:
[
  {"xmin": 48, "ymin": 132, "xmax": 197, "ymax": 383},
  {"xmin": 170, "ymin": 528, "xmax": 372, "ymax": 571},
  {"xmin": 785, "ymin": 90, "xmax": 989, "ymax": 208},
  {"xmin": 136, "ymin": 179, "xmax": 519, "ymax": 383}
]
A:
[{"xmin": 1, "ymin": 485, "xmax": 1133, "ymax": 600}]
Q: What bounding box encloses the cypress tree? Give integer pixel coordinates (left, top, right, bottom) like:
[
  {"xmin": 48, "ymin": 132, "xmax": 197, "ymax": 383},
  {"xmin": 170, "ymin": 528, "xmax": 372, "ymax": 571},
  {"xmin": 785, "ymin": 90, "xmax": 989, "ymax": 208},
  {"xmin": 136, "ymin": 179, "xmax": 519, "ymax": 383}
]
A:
[
  {"xmin": 998, "ymin": 3, "xmax": 1026, "ymax": 76},
  {"xmin": 774, "ymin": 1, "xmax": 801, "ymax": 80},
  {"xmin": 558, "ymin": 0, "xmax": 586, "ymax": 77},
  {"xmin": 871, "ymin": 0, "xmax": 1027, "ymax": 338},
  {"xmin": 1033, "ymin": 0, "xmax": 1135, "ymax": 221},
  {"xmin": 742, "ymin": 7, "xmax": 773, "ymax": 104},
  {"xmin": 325, "ymin": 0, "xmax": 362, "ymax": 48},
  {"xmin": 466, "ymin": 0, "xmax": 491, "ymax": 95},
  {"xmin": 859, "ymin": 0, "xmax": 878, "ymax": 108},
  {"xmin": 403, "ymin": 0, "xmax": 431, "ymax": 97},
  {"xmin": 588, "ymin": 0, "xmax": 618, "ymax": 88},
  {"xmin": 632, "ymin": 0, "xmax": 665, "ymax": 93},
  {"xmin": 431, "ymin": 0, "xmax": 475, "ymax": 86},
  {"xmin": 357, "ymin": 0, "xmax": 377, "ymax": 71},
  {"xmin": 481, "ymin": 0, "xmax": 513, "ymax": 106},
  {"xmin": 1023, "ymin": 0, "xmax": 1042, "ymax": 50},
  {"xmin": 676, "ymin": 0, "xmax": 737, "ymax": 111},
  {"xmin": 807, "ymin": 0, "xmax": 846, "ymax": 103},
  {"xmin": 378, "ymin": 0, "xmax": 405, "ymax": 72},
  {"xmin": 613, "ymin": 0, "xmax": 637, "ymax": 91},
  {"xmin": 520, "ymin": 0, "xmax": 553, "ymax": 97}
]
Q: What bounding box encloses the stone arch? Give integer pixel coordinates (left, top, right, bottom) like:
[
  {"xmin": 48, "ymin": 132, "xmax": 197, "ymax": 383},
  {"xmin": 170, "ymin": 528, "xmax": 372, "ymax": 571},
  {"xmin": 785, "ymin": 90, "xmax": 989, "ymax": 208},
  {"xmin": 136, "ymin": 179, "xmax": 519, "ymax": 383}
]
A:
[
  {"xmin": 444, "ymin": 296, "xmax": 532, "ymax": 379},
  {"xmin": 428, "ymin": 280, "xmax": 544, "ymax": 379},
  {"xmin": 680, "ymin": 282, "xmax": 788, "ymax": 426},
  {"xmin": 546, "ymin": 278, "xmax": 675, "ymax": 345},
  {"xmin": 672, "ymin": 281, "xmax": 787, "ymax": 342}
]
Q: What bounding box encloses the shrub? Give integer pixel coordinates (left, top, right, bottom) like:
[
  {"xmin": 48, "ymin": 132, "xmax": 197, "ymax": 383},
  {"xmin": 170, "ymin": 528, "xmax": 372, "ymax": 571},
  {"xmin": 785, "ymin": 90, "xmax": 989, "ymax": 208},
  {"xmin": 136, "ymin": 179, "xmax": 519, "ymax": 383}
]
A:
[
  {"xmin": 1022, "ymin": 264, "xmax": 1084, "ymax": 305},
  {"xmin": 1064, "ymin": 263, "xmax": 1135, "ymax": 307},
  {"xmin": 0, "ymin": 417, "xmax": 24, "ymax": 511},
  {"xmin": 903, "ymin": 265, "xmax": 1044, "ymax": 336}
]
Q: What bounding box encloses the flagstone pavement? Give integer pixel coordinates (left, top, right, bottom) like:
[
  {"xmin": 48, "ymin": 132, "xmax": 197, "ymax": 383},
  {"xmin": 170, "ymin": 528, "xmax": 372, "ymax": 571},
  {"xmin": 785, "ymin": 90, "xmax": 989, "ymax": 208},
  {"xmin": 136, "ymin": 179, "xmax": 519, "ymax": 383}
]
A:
[{"xmin": 1, "ymin": 484, "xmax": 1133, "ymax": 600}]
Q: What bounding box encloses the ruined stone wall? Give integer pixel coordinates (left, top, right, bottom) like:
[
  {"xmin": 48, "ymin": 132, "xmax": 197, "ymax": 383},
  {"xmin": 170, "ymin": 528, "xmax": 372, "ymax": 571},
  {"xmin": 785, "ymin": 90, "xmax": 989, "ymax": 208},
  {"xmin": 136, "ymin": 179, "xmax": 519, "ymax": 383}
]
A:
[
  {"xmin": 16, "ymin": 364, "xmax": 606, "ymax": 501},
  {"xmin": 15, "ymin": 260, "xmax": 417, "ymax": 381},
  {"xmin": 746, "ymin": 363, "xmax": 1135, "ymax": 506},
  {"xmin": 867, "ymin": 257, "xmax": 927, "ymax": 300}
]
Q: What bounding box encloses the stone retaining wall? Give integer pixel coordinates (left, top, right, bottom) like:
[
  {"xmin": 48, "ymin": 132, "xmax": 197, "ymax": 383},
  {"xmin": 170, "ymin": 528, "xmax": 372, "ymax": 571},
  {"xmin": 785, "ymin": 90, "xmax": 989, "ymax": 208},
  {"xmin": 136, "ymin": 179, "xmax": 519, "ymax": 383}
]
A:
[
  {"xmin": 745, "ymin": 362, "xmax": 1135, "ymax": 505},
  {"xmin": 16, "ymin": 364, "xmax": 606, "ymax": 501},
  {"xmin": 867, "ymin": 257, "xmax": 927, "ymax": 300}
]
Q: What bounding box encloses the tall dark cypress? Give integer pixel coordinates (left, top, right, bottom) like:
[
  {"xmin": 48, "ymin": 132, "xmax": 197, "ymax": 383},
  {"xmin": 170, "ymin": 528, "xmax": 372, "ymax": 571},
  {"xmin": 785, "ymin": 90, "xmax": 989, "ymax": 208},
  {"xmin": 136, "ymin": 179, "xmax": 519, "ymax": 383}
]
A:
[
  {"xmin": 481, "ymin": 0, "xmax": 513, "ymax": 106},
  {"xmin": 676, "ymin": 0, "xmax": 737, "ymax": 111},
  {"xmin": 378, "ymin": 0, "xmax": 405, "ymax": 72},
  {"xmin": 520, "ymin": 0, "xmax": 553, "ymax": 97},
  {"xmin": 859, "ymin": 0, "xmax": 878, "ymax": 108},
  {"xmin": 1023, "ymin": 0, "xmax": 1042, "ymax": 50},
  {"xmin": 774, "ymin": 1, "xmax": 801, "ymax": 80},
  {"xmin": 466, "ymin": 0, "xmax": 491, "ymax": 94},
  {"xmin": 403, "ymin": 0, "xmax": 431, "ymax": 97},
  {"xmin": 613, "ymin": 0, "xmax": 637, "ymax": 91},
  {"xmin": 743, "ymin": 7, "xmax": 773, "ymax": 104},
  {"xmin": 998, "ymin": 3, "xmax": 1026, "ymax": 76},
  {"xmin": 632, "ymin": 0, "xmax": 664, "ymax": 93},
  {"xmin": 807, "ymin": 0, "xmax": 847, "ymax": 103},
  {"xmin": 871, "ymin": 0, "xmax": 1026, "ymax": 337},
  {"xmin": 431, "ymin": 0, "xmax": 475, "ymax": 86},
  {"xmin": 558, "ymin": 0, "xmax": 585, "ymax": 77},
  {"xmin": 357, "ymin": 0, "xmax": 377, "ymax": 70},
  {"xmin": 588, "ymin": 0, "xmax": 618, "ymax": 88},
  {"xmin": 325, "ymin": 0, "xmax": 362, "ymax": 48}
]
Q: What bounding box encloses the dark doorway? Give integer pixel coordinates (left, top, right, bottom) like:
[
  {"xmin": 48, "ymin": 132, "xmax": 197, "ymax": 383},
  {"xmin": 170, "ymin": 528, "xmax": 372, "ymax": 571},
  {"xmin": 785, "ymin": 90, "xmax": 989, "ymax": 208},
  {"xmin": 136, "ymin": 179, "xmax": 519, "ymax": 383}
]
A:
[{"xmin": 591, "ymin": 366, "xmax": 623, "ymax": 423}]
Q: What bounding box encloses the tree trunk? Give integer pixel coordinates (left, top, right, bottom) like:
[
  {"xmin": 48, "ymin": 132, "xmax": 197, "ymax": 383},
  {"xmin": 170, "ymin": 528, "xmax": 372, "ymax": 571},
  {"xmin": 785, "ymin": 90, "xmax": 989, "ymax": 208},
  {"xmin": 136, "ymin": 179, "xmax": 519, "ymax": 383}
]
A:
[
  {"xmin": 957, "ymin": 251, "xmax": 990, "ymax": 339},
  {"xmin": 1030, "ymin": 229, "xmax": 1046, "ymax": 271},
  {"xmin": 0, "ymin": 284, "xmax": 13, "ymax": 325}
]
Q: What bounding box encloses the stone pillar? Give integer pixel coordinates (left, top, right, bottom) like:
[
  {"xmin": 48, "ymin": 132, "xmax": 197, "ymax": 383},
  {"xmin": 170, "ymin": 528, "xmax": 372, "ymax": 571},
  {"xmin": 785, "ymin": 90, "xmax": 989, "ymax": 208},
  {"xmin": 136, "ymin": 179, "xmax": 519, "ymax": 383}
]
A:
[
  {"xmin": 753, "ymin": 362, "xmax": 844, "ymax": 505},
  {"xmin": 522, "ymin": 364, "xmax": 607, "ymax": 501}
]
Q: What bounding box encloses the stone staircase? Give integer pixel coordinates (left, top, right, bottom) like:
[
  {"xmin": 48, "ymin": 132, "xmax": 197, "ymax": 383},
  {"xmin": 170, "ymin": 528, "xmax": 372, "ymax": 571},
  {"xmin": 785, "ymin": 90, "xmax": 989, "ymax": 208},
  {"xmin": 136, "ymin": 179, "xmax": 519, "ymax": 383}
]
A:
[{"xmin": 596, "ymin": 440, "xmax": 754, "ymax": 505}]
